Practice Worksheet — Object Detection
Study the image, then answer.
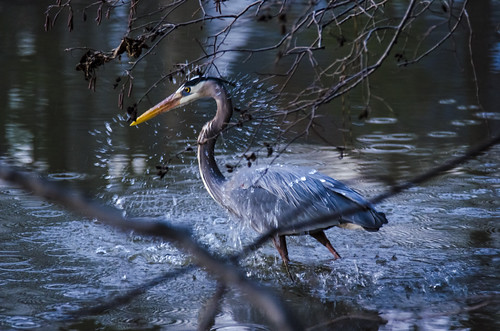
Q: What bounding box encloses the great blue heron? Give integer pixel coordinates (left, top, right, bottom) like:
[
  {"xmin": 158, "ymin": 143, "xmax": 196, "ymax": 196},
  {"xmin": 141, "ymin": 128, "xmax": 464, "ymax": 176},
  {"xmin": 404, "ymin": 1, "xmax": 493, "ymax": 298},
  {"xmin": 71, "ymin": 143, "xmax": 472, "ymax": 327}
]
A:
[{"xmin": 130, "ymin": 76, "xmax": 387, "ymax": 272}]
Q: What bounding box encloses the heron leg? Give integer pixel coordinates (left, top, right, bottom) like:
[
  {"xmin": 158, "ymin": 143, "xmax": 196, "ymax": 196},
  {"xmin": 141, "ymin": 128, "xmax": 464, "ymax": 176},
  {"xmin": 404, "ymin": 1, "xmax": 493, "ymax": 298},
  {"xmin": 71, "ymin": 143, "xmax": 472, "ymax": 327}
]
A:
[
  {"xmin": 272, "ymin": 235, "xmax": 294, "ymax": 280},
  {"xmin": 272, "ymin": 235, "xmax": 290, "ymax": 264},
  {"xmin": 310, "ymin": 231, "xmax": 341, "ymax": 260}
]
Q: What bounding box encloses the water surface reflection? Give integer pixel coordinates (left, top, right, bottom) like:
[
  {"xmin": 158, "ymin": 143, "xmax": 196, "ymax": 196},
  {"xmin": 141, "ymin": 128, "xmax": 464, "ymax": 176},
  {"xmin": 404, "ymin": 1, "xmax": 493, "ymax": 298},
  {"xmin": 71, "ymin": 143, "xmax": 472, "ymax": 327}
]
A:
[{"xmin": 0, "ymin": 1, "xmax": 499, "ymax": 330}]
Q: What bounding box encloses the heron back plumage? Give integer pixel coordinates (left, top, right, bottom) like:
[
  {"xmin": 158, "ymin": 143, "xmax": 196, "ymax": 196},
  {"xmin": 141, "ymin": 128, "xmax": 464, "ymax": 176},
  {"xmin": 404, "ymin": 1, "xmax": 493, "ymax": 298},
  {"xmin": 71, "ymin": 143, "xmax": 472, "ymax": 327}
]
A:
[{"xmin": 221, "ymin": 164, "xmax": 387, "ymax": 235}]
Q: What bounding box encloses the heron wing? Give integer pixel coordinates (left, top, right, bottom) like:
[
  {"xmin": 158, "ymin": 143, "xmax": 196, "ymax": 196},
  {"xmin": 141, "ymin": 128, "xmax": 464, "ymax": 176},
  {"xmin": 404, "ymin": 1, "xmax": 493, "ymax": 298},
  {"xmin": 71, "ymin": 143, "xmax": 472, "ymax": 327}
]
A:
[{"xmin": 223, "ymin": 165, "xmax": 387, "ymax": 235}]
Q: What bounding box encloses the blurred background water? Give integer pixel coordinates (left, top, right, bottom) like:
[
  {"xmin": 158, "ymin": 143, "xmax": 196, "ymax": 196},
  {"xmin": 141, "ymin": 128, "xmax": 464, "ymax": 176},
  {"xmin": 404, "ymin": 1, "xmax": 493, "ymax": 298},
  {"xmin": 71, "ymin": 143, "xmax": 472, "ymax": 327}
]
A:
[{"xmin": 0, "ymin": 1, "xmax": 499, "ymax": 330}]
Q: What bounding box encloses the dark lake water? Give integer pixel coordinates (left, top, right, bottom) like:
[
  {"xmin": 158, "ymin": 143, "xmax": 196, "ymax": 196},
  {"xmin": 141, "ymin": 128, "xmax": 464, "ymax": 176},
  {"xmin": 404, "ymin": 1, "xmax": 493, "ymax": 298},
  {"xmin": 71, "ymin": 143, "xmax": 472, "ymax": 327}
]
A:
[{"xmin": 0, "ymin": 1, "xmax": 499, "ymax": 330}]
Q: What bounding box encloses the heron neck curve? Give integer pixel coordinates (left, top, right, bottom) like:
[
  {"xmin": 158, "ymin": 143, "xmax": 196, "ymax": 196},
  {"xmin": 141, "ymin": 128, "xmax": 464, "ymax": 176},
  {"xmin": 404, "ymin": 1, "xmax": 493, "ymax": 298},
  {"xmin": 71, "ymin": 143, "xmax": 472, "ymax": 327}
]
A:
[{"xmin": 197, "ymin": 84, "xmax": 233, "ymax": 204}]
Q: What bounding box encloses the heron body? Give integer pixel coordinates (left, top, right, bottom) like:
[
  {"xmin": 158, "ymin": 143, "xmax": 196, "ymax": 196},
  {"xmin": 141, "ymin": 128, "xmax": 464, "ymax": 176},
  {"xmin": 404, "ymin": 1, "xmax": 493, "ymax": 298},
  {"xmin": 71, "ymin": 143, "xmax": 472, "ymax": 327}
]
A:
[{"xmin": 131, "ymin": 77, "xmax": 387, "ymax": 269}]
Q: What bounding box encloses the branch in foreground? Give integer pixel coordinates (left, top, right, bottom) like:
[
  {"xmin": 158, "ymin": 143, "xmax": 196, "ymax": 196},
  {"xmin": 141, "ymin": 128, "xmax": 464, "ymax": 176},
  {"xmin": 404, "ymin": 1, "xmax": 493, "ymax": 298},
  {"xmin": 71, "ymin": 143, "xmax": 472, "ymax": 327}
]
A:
[{"xmin": 0, "ymin": 163, "xmax": 302, "ymax": 331}]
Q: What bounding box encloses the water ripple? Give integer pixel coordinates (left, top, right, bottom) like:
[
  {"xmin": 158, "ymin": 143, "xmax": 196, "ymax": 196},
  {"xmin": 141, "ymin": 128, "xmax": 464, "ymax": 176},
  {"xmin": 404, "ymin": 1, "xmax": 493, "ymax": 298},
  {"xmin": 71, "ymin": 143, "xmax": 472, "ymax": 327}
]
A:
[
  {"xmin": 474, "ymin": 112, "xmax": 500, "ymax": 120},
  {"xmin": 365, "ymin": 117, "xmax": 398, "ymax": 124},
  {"xmin": 361, "ymin": 143, "xmax": 415, "ymax": 154},
  {"xmin": 42, "ymin": 283, "xmax": 105, "ymax": 300},
  {"xmin": 47, "ymin": 172, "xmax": 85, "ymax": 181},
  {"xmin": 447, "ymin": 207, "xmax": 498, "ymax": 219},
  {"xmin": 213, "ymin": 324, "xmax": 270, "ymax": 331},
  {"xmin": 0, "ymin": 188, "xmax": 30, "ymax": 196},
  {"xmin": 18, "ymin": 199, "xmax": 53, "ymax": 210},
  {"xmin": 113, "ymin": 314, "xmax": 192, "ymax": 329},
  {"xmin": 407, "ymin": 148, "xmax": 434, "ymax": 156},
  {"xmin": 450, "ymin": 119, "xmax": 481, "ymax": 126},
  {"xmin": 438, "ymin": 98, "xmax": 456, "ymax": 105},
  {"xmin": 427, "ymin": 131, "xmax": 457, "ymax": 138},
  {"xmin": 456, "ymin": 104, "xmax": 480, "ymax": 110},
  {"xmin": 62, "ymin": 286, "xmax": 106, "ymax": 300},
  {"xmin": 357, "ymin": 133, "xmax": 417, "ymax": 143},
  {"xmin": 2, "ymin": 315, "xmax": 42, "ymax": 329},
  {"xmin": 29, "ymin": 209, "xmax": 65, "ymax": 218},
  {"xmin": 0, "ymin": 252, "xmax": 32, "ymax": 271}
]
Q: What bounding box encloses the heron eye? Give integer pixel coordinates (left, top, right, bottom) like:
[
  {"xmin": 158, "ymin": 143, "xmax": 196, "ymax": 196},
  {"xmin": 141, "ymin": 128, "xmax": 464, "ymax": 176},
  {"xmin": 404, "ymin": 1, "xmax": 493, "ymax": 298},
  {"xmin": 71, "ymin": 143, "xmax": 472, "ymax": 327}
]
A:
[{"xmin": 183, "ymin": 87, "xmax": 191, "ymax": 94}]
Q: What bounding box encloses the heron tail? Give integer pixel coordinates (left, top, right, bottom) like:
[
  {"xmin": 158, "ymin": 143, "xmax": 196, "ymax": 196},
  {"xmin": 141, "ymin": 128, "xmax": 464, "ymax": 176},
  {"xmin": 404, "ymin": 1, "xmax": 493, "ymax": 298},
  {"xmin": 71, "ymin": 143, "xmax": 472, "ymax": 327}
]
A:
[{"xmin": 362, "ymin": 210, "xmax": 388, "ymax": 232}]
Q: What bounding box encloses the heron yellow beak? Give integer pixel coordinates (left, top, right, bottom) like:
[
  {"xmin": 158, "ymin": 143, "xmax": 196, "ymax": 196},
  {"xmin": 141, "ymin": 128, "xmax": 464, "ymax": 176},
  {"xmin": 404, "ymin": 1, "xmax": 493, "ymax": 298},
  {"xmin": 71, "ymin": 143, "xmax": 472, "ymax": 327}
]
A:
[{"xmin": 130, "ymin": 92, "xmax": 182, "ymax": 126}]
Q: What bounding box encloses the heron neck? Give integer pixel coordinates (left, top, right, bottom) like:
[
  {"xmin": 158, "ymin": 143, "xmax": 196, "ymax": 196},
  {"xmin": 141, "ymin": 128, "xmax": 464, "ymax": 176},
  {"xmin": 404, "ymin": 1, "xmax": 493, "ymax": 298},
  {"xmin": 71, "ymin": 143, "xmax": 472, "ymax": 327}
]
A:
[{"xmin": 197, "ymin": 92, "xmax": 233, "ymax": 203}]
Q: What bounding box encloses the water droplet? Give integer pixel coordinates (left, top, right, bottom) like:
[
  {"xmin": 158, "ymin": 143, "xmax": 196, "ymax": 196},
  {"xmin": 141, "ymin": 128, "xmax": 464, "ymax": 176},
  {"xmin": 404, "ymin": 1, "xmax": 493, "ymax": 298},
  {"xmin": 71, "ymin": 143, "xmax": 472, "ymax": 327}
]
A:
[{"xmin": 105, "ymin": 122, "xmax": 113, "ymax": 133}]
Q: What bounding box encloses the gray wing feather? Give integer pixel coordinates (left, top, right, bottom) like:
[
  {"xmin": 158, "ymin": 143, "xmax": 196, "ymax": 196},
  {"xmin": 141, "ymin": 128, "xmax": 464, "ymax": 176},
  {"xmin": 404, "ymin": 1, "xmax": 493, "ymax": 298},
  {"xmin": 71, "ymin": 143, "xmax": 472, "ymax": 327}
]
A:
[{"xmin": 222, "ymin": 165, "xmax": 387, "ymax": 235}]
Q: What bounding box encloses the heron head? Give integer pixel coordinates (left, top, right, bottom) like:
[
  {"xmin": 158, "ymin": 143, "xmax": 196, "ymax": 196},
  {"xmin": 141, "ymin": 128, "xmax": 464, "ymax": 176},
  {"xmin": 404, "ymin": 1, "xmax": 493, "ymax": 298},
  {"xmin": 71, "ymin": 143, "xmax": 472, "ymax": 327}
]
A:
[{"xmin": 130, "ymin": 76, "xmax": 212, "ymax": 126}]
